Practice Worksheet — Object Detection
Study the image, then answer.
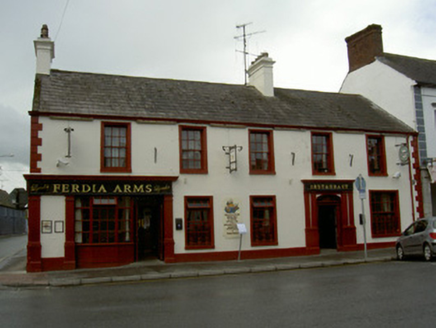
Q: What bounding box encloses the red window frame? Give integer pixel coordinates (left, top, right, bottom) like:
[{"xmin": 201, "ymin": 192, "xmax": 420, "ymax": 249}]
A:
[
  {"xmin": 366, "ymin": 135, "xmax": 387, "ymax": 176},
  {"xmin": 250, "ymin": 196, "xmax": 278, "ymax": 246},
  {"xmin": 101, "ymin": 122, "xmax": 132, "ymax": 173},
  {"xmin": 249, "ymin": 129, "xmax": 275, "ymax": 174},
  {"xmin": 179, "ymin": 126, "xmax": 208, "ymax": 174},
  {"xmin": 311, "ymin": 132, "xmax": 335, "ymax": 175},
  {"xmin": 369, "ymin": 190, "xmax": 401, "ymax": 237},
  {"xmin": 185, "ymin": 196, "xmax": 214, "ymax": 249},
  {"xmin": 74, "ymin": 196, "xmax": 133, "ymax": 245}
]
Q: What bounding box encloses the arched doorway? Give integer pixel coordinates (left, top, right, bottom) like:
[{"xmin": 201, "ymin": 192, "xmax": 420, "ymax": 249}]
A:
[{"xmin": 317, "ymin": 195, "xmax": 341, "ymax": 250}]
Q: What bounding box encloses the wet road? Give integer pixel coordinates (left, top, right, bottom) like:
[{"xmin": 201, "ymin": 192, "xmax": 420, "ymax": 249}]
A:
[
  {"xmin": 0, "ymin": 234, "xmax": 27, "ymax": 271},
  {"xmin": 0, "ymin": 261, "xmax": 434, "ymax": 327}
]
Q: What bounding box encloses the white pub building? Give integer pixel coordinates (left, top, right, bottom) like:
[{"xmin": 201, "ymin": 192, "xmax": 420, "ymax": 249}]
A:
[{"xmin": 26, "ymin": 25, "xmax": 421, "ymax": 271}]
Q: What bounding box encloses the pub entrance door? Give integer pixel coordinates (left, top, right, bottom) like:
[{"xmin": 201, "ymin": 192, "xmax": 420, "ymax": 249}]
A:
[
  {"xmin": 136, "ymin": 196, "xmax": 164, "ymax": 261},
  {"xmin": 317, "ymin": 195, "xmax": 341, "ymax": 250}
]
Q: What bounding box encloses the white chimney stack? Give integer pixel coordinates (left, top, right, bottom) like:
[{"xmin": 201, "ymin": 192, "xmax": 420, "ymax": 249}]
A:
[
  {"xmin": 34, "ymin": 24, "xmax": 54, "ymax": 75},
  {"xmin": 247, "ymin": 52, "xmax": 275, "ymax": 97}
]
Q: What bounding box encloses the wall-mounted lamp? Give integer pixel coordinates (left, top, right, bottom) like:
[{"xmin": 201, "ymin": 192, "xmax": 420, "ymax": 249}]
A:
[
  {"xmin": 56, "ymin": 158, "xmax": 69, "ymax": 167},
  {"xmin": 64, "ymin": 127, "xmax": 74, "ymax": 158}
]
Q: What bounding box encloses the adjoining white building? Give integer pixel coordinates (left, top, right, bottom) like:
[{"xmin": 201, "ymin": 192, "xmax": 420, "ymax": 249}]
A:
[
  {"xmin": 341, "ymin": 24, "xmax": 436, "ymax": 217},
  {"xmin": 26, "ymin": 25, "xmax": 420, "ymax": 272}
]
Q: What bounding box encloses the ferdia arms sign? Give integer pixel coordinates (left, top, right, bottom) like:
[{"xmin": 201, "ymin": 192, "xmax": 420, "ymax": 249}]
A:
[{"xmin": 28, "ymin": 180, "xmax": 173, "ymax": 196}]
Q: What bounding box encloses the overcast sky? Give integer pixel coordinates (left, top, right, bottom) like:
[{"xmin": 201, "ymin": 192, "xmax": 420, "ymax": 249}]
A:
[{"xmin": 1, "ymin": 0, "xmax": 435, "ymax": 193}]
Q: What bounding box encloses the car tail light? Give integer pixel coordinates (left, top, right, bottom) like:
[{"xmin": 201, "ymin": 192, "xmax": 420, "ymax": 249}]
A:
[{"xmin": 430, "ymin": 233, "xmax": 436, "ymax": 240}]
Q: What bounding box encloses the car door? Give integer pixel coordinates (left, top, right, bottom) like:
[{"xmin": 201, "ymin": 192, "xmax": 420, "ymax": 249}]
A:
[
  {"xmin": 401, "ymin": 222, "xmax": 417, "ymax": 255},
  {"xmin": 410, "ymin": 220, "xmax": 428, "ymax": 254}
]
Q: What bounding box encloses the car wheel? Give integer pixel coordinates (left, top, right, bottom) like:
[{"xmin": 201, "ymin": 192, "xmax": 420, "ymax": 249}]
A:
[
  {"xmin": 396, "ymin": 245, "xmax": 405, "ymax": 261},
  {"xmin": 424, "ymin": 244, "xmax": 432, "ymax": 261}
]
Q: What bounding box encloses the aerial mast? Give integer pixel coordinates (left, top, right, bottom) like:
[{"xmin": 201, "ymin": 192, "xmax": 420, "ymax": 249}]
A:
[{"xmin": 234, "ymin": 23, "xmax": 265, "ymax": 85}]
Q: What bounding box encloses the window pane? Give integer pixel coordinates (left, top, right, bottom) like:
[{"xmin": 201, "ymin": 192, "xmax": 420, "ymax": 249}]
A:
[
  {"xmin": 103, "ymin": 125, "xmax": 128, "ymax": 169},
  {"xmin": 370, "ymin": 191, "xmax": 400, "ymax": 237},
  {"xmin": 251, "ymin": 197, "xmax": 276, "ymax": 245},
  {"xmin": 250, "ymin": 131, "xmax": 271, "ymax": 171},
  {"xmin": 312, "ymin": 134, "xmax": 332, "ymax": 173},
  {"xmin": 181, "ymin": 128, "xmax": 204, "ymax": 170},
  {"xmin": 186, "ymin": 197, "xmax": 213, "ymax": 248}
]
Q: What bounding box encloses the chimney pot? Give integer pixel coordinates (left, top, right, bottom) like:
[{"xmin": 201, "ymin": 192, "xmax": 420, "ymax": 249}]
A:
[
  {"xmin": 40, "ymin": 24, "xmax": 49, "ymax": 38},
  {"xmin": 248, "ymin": 52, "xmax": 275, "ymax": 97},
  {"xmin": 34, "ymin": 24, "xmax": 55, "ymax": 75},
  {"xmin": 345, "ymin": 24, "xmax": 383, "ymax": 72}
]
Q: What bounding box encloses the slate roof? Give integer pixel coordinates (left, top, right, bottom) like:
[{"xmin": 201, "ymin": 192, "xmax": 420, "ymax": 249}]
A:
[
  {"xmin": 379, "ymin": 53, "xmax": 436, "ymax": 86},
  {"xmin": 0, "ymin": 190, "xmax": 14, "ymax": 209},
  {"xmin": 32, "ymin": 69, "xmax": 415, "ymax": 134}
]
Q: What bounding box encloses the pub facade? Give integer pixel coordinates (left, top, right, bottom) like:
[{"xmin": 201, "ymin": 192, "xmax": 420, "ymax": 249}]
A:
[{"xmin": 26, "ymin": 26, "xmax": 421, "ymax": 271}]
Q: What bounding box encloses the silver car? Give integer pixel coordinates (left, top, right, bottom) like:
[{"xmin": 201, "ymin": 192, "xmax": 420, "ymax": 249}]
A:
[{"xmin": 396, "ymin": 217, "xmax": 436, "ymax": 261}]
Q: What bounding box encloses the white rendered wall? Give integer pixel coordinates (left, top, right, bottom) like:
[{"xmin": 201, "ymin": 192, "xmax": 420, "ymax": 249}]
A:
[
  {"xmin": 340, "ymin": 60, "xmax": 417, "ymax": 129},
  {"xmin": 37, "ymin": 117, "xmax": 180, "ymax": 176},
  {"xmin": 37, "ymin": 117, "xmax": 414, "ymax": 254},
  {"xmin": 171, "ymin": 126, "xmax": 414, "ymax": 254},
  {"xmin": 40, "ymin": 196, "xmax": 65, "ymax": 258}
]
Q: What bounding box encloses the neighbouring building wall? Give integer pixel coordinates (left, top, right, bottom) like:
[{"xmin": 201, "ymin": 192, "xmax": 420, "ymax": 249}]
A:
[
  {"xmin": 421, "ymin": 87, "xmax": 436, "ymax": 159},
  {"xmin": 340, "ymin": 60, "xmax": 417, "ymax": 129}
]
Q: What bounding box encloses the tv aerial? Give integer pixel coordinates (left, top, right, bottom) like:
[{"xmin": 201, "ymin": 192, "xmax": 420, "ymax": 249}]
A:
[{"xmin": 234, "ymin": 23, "xmax": 266, "ymax": 85}]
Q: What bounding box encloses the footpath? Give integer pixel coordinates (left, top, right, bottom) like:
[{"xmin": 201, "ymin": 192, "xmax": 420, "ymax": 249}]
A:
[{"xmin": 0, "ymin": 246, "xmax": 396, "ymax": 288}]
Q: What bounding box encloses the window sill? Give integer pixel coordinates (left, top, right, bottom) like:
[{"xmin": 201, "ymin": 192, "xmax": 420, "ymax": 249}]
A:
[
  {"xmin": 185, "ymin": 245, "xmax": 215, "ymax": 250},
  {"xmin": 249, "ymin": 170, "xmax": 276, "ymax": 175}
]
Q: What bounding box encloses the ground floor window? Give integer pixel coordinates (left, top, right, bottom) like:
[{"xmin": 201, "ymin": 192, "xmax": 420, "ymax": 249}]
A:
[
  {"xmin": 185, "ymin": 196, "xmax": 214, "ymax": 249},
  {"xmin": 250, "ymin": 196, "xmax": 278, "ymax": 246},
  {"xmin": 75, "ymin": 196, "xmax": 133, "ymax": 244},
  {"xmin": 369, "ymin": 191, "xmax": 401, "ymax": 237}
]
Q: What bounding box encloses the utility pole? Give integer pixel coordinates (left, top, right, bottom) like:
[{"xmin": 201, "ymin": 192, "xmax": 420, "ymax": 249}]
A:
[{"xmin": 234, "ymin": 23, "xmax": 265, "ymax": 85}]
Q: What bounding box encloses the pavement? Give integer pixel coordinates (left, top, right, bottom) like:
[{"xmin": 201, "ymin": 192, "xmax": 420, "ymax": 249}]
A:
[{"xmin": 0, "ymin": 238, "xmax": 397, "ymax": 288}]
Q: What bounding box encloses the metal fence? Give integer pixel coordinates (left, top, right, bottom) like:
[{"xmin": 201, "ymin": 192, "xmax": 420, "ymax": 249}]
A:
[{"xmin": 0, "ymin": 207, "xmax": 27, "ymax": 235}]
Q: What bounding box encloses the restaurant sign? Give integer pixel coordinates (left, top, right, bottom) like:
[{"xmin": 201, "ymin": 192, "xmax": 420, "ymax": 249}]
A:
[
  {"xmin": 303, "ymin": 181, "xmax": 354, "ymax": 192},
  {"xmin": 29, "ymin": 180, "xmax": 172, "ymax": 196}
]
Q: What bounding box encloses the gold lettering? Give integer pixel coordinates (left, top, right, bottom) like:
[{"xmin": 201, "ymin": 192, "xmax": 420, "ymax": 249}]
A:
[
  {"xmin": 114, "ymin": 185, "xmax": 122, "ymax": 193},
  {"xmin": 82, "ymin": 184, "xmax": 91, "ymax": 193},
  {"xmin": 53, "ymin": 184, "xmax": 61, "ymax": 193},
  {"xmin": 145, "ymin": 184, "xmax": 153, "ymax": 193},
  {"xmin": 61, "ymin": 184, "xmax": 70, "ymax": 193},
  {"xmin": 124, "ymin": 185, "xmax": 132, "ymax": 193},
  {"xmin": 72, "ymin": 184, "xmax": 79, "ymax": 193},
  {"xmin": 97, "ymin": 185, "xmax": 107, "ymax": 193},
  {"xmin": 133, "ymin": 185, "xmax": 144, "ymax": 193}
]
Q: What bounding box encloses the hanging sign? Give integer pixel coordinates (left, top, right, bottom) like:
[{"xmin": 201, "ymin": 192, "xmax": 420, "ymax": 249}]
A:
[{"xmin": 222, "ymin": 145, "xmax": 243, "ymax": 173}]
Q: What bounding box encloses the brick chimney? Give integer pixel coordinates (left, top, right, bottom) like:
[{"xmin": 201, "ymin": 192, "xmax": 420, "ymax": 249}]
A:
[
  {"xmin": 248, "ymin": 52, "xmax": 275, "ymax": 97},
  {"xmin": 345, "ymin": 24, "xmax": 383, "ymax": 72},
  {"xmin": 34, "ymin": 24, "xmax": 55, "ymax": 75}
]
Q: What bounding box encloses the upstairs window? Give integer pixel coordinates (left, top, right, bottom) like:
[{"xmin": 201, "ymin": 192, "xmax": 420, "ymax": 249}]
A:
[
  {"xmin": 101, "ymin": 122, "xmax": 131, "ymax": 173},
  {"xmin": 249, "ymin": 130, "xmax": 275, "ymax": 174},
  {"xmin": 367, "ymin": 135, "xmax": 387, "ymax": 176},
  {"xmin": 311, "ymin": 132, "xmax": 335, "ymax": 175},
  {"xmin": 179, "ymin": 126, "xmax": 208, "ymax": 174}
]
